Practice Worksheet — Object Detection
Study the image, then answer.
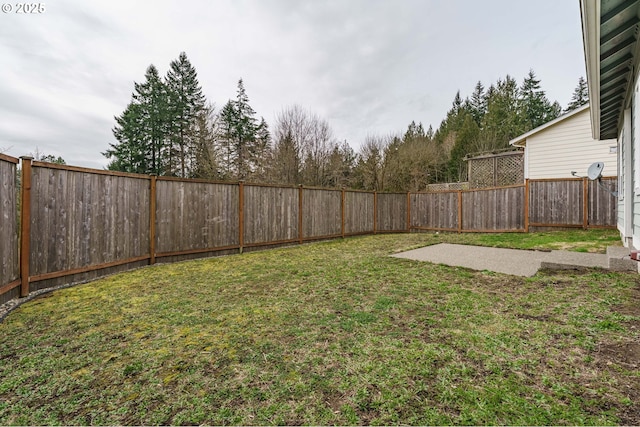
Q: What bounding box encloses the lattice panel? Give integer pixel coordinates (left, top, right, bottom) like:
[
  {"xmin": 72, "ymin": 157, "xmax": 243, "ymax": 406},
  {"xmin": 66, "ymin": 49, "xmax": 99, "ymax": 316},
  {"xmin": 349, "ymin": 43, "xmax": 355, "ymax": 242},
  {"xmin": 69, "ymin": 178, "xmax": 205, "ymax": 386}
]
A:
[
  {"xmin": 469, "ymin": 157, "xmax": 494, "ymax": 189},
  {"xmin": 496, "ymin": 154, "xmax": 524, "ymax": 186},
  {"xmin": 424, "ymin": 182, "xmax": 469, "ymax": 192},
  {"xmin": 467, "ymin": 152, "xmax": 524, "ymax": 189}
]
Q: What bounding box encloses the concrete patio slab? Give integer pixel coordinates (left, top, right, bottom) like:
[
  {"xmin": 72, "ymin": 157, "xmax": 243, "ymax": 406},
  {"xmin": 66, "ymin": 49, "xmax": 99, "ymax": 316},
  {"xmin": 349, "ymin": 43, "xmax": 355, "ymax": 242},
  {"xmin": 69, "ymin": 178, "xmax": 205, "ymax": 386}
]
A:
[{"xmin": 391, "ymin": 243, "xmax": 610, "ymax": 277}]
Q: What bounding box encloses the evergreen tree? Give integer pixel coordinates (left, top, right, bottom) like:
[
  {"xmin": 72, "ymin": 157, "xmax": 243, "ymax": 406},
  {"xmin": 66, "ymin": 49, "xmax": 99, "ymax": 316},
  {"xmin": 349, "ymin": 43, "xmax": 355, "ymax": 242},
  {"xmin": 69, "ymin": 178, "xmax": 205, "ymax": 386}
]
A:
[
  {"xmin": 404, "ymin": 121, "xmax": 425, "ymax": 140},
  {"xmin": 447, "ymin": 113, "xmax": 479, "ymax": 181},
  {"xmin": 133, "ymin": 64, "xmax": 168, "ymax": 175},
  {"xmin": 39, "ymin": 155, "xmax": 66, "ymax": 164},
  {"xmin": 481, "ymin": 75, "xmax": 522, "ymax": 149},
  {"xmin": 218, "ymin": 100, "xmax": 237, "ymax": 179},
  {"xmin": 426, "ymin": 125, "xmax": 434, "ymax": 140},
  {"xmin": 233, "ymin": 79, "xmax": 258, "ymax": 179},
  {"xmin": 106, "ymin": 53, "xmax": 210, "ymax": 177},
  {"xmin": 518, "ymin": 69, "xmax": 558, "ymax": 131},
  {"xmin": 30, "ymin": 148, "xmax": 66, "ymax": 164},
  {"xmin": 191, "ymin": 105, "xmax": 220, "ymax": 180},
  {"xmin": 165, "ymin": 52, "xmax": 206, "ymax": 177},
  {"xmin": 469, "ymin": 81, "xmax": 487, "ymax": 125},
  {"xmin": 218, "ymin": 79, "xmax": 260, "ymax": 180},
  {"xmin": 565, "ymin": 76, "xmax": 589, "ymax": 112},
  {"xmin": 253, "ymin": 117, "xmax": 272, "ymax": 181},
  {"xmin": 106, "ymin": 66, "xmax": 168, "ymax": 175},
  {"xmin": 104, "ymin": 102, "xmax": 147, "ymax": 173}
]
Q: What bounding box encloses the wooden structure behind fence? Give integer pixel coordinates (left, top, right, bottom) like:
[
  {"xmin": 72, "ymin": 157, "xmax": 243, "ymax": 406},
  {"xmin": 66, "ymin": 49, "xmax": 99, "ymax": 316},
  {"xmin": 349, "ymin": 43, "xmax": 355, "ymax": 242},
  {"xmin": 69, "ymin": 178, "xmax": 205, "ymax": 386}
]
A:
[{"xmin": 0, "ymin": 158, "xmax": 619, "ymax": 308}]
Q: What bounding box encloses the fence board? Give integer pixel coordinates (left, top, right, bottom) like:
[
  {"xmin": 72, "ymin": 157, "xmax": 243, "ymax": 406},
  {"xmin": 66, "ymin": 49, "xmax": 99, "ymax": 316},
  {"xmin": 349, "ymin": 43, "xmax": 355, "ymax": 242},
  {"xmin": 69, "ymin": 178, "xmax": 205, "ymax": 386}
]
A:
[
  {"xmin": 29, "ymin": 166, "xmax": 150, "ymax": 283},
  {"xmin": 0, "ymin": 158, "xmax": 19, "ymax": 304},
  {"xmin": 377, "ymin": 193, "xmax": 407, "ymax": 231},
  {"xmin": 588, "ymin": 178, "xmax": 617, "ymax": 227},
  {"xmin": 462, "ymin": 186, "xmax": 525, "ymax": 231},
  {"xmin": 156, "ymin": 180, "xmax": 239, "ymax": 255},
  {"xmin": 302, "ymin": 188, "xmax": 341, "ymax": 238},
  {"xmin": 410, "ymin": 192, "xmax": 459, "ymax": 230},
  {"xmin": 243, "ymin": 185, "xmax": 298, "ymax": 245},
  {"xmin": 529, "ymin": 179, "xmax": 583, "ymax": 226},
  {"xmin": 344, "ymin": 191, "xmax": 374, "ymax": 234}
]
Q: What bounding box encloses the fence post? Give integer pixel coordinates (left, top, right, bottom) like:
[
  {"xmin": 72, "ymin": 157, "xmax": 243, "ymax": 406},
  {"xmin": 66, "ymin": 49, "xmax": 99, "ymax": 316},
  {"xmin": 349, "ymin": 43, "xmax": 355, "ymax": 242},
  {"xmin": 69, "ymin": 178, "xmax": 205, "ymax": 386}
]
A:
[
  {"xmin": 406, "ymin": 192, "xmax": 411, "ymax": 233},
  {"xmin": 19, "ymin": 156, "xmax": 33, "ymax": 298},
  {"xmin": 524, "ymin": 179, "xmax": 530, "ymax": 233},
  {"xmin": 583, "ymin": 177, "xmax": 588, "ymax": 230},
  {"xmin": 298, "ymin": 185, "xmax": 304, "ymax": 244},
  {"xmin": 238, "ymin": 181, "xmax": 244, "ymax": 253},
  {"xmin": 373, "ymin": 191, "xmax": 378, "ymax": 234},
  {"xmin": 341, "ymin": 187, "xmax": 345, "ymax": 238},
  {"xmin": 149, "ymin": 175, "xmax": 157, "ymax": 265},
  {"xmin": 457, "ymin": 190, "xmax": 463, "ymax": 233}
]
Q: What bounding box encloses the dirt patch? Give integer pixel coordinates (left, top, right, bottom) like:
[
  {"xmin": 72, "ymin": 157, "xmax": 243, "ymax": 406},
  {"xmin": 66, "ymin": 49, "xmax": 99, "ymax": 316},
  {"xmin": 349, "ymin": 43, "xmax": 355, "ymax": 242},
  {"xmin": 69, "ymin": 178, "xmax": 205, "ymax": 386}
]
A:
[
  {"xmin": 613, "ymin": 284, "xmax": 640, "ymax": 317},
  {"xmin": 516, "ymin": 313, "xmax": 551, "ymax": 322},
  {"xmin": 597, "ymin": 342, "xmax": 640, "ymax": 368},
  {"xmin": 615, "ymin": 304, "xmax": 640, "ymax": 316},
  {"xmin": 593, "ymin": 341, "xmax": 640, "ymax": 425}
]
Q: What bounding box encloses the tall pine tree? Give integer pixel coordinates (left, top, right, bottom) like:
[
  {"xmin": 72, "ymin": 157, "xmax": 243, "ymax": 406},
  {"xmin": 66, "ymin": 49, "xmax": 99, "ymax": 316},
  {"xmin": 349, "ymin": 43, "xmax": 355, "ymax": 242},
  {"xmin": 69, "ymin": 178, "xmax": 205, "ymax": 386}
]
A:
[
  {"xmin": 233, "ymin": 79, "xmax": 258, "ymax": 179},
  {"xmin": 133, "ymin": 65, "xmax": 169, "ymax": 175},
  {"xmin": 565, "ymin": 76, "xmax": 589, "ymax": 112},
  {"xmin": 518, "ymin": 69, "xmax": 559, "ymax": 131},
  {"xmin": 218, "ymin": 79, "xmax": 261, "ymax": 180},
  {"xmin": 481, "ymin": 75, "xmax": 522, "ymax": 149},
  {"xmin": 469, "ymin": 81, "xmax": 487, "ymax": 125},
  {"xmin": 253, "ymin": 117, "xmax": 272, "ymax": 181},
  {"xmin": 105, "ymin": 102, "xmax": 146, "ymax": 173},
  {"xmin": 105, "ymin": 53, "xmax": 210, "ymax": 177},
  {"xmin": 165, "ymin": 52, "xmax": 206, "ymax": 177}
]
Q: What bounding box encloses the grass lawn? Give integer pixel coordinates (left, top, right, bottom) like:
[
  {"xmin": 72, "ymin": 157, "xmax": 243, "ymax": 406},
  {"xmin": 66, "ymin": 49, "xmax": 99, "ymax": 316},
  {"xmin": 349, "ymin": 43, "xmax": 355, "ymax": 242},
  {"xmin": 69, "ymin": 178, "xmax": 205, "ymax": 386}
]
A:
[{"xmin": 1, "ymin": 230, "xmax": 639, "ymax": 425}]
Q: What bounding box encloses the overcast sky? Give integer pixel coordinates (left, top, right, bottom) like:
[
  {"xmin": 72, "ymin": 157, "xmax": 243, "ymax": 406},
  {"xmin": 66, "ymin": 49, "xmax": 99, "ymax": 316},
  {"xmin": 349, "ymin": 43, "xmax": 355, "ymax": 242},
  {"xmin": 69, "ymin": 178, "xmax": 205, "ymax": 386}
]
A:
[{"xmin": 0, "ymin": 0, "xmax": 586, "ymax": 169}]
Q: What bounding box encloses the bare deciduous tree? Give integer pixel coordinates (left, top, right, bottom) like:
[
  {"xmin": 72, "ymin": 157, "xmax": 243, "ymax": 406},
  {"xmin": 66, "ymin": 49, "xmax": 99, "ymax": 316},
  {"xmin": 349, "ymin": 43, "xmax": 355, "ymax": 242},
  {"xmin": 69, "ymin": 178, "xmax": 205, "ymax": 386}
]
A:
[{"xmin": 271, "ymin": 105, "xmax": 337, "ymax": 186}]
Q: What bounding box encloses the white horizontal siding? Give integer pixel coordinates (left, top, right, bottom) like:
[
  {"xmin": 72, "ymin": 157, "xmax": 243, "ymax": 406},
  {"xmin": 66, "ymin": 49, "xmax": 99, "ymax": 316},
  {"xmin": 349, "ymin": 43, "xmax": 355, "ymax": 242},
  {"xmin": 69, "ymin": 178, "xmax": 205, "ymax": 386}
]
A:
[
  {"xmin": 634, "ymin": 80, "xmax": 640, "ymax": 248},
  {"xmin": 526, "ymin": 108, "xmax": 617, "ymax": 179},
  {"xmin": 619, "ymin": 125, "xmax": 625, "ymax": 233},
  {"xmin": 634, "ymin": 194, "xmax": 640, "ymax": 248}
]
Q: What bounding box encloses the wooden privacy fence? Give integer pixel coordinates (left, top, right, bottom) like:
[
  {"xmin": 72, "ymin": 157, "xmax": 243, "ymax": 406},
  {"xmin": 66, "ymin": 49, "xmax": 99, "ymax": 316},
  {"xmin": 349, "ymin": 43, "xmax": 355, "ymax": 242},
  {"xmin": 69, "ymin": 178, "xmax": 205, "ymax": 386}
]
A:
[
  {"xmin": 0, "ymin": 157, "xmax": 618, "ymax": 307},
  {"xmin": 410, "ymin": 178, "xmax": 616, "ymax": 233},
  {"xmin": 0, "ymin": 154, "xmax": 19, "ymax": 305}
]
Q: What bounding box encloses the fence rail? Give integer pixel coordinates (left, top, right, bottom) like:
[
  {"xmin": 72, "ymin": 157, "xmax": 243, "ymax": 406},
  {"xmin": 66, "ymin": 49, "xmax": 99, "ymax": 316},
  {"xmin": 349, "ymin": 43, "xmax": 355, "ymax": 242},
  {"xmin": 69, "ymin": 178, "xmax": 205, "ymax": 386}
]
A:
[{"xmin": 0, "ymin": 158, "xmax": 619, "ymax": 308}]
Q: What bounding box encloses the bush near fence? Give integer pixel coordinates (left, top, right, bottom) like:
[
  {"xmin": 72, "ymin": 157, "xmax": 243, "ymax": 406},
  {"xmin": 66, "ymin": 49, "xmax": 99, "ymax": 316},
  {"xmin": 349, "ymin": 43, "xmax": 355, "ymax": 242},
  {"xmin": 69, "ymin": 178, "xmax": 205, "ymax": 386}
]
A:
[{"xmin": 0, "ymin": 157, "xmax": 618, "ymax": 307}]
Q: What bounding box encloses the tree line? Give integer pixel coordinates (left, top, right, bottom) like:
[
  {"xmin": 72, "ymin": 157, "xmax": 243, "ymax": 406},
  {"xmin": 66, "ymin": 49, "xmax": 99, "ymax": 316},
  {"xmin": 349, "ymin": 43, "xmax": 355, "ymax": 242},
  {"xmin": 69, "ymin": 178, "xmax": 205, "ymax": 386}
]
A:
[{"xmin": 105, "ymin": 52, "xmax": 589, "ymax": 191}]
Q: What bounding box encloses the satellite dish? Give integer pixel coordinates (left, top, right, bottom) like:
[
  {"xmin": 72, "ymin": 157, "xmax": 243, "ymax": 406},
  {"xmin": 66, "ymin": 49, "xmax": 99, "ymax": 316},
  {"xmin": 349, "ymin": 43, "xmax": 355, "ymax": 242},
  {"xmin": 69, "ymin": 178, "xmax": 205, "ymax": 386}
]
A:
[
  {"xmin": 587, "ymin": 162, "xmax": 604, "ymax": 181},
  {"xmin": 571, "ymin": 162, "xmax": 616, "ymax": 197}
]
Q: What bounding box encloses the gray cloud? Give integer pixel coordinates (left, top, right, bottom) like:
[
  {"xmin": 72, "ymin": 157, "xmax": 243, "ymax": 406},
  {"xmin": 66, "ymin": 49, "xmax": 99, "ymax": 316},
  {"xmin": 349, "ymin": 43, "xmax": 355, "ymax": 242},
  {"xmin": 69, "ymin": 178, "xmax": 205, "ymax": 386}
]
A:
[{"xmin": 0, "ymin": 0, "xmax": 585, "ymax": 168}]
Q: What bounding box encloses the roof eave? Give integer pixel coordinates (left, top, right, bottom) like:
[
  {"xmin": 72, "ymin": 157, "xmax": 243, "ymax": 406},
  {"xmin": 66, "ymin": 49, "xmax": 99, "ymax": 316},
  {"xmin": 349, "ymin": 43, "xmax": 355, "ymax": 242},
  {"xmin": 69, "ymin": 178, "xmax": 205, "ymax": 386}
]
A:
[{"xmin": 581, "ymin": 0, "xmax": 601, "ymax": 140}]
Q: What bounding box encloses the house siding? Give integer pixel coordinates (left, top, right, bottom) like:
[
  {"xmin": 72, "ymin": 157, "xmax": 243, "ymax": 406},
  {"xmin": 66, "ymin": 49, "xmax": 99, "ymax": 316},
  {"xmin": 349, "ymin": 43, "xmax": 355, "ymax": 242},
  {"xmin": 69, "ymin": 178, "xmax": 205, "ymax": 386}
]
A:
[
  {"xmin": 618, "ymin": 123, "xmax": 625, "ymax": 234},
  {"xmin": 633, "ymin": 72, "xmax": 640, "ymax": 249},
  {"xmin": 526, "ymin": 108, "xmax": 617, "ymax": 179}
]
